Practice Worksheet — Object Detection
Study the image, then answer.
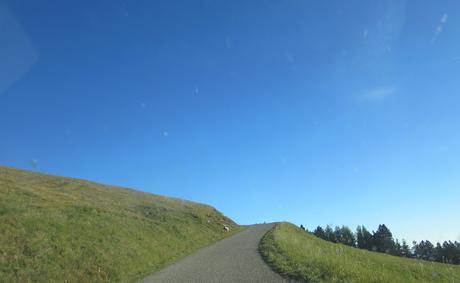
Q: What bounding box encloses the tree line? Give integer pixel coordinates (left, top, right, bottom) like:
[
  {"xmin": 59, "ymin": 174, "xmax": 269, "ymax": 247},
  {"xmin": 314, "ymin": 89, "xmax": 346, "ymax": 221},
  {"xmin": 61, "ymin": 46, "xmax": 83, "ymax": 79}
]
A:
[{"xmin": 300, "ymin": 224, "xmax": 460, "ymax": 265}]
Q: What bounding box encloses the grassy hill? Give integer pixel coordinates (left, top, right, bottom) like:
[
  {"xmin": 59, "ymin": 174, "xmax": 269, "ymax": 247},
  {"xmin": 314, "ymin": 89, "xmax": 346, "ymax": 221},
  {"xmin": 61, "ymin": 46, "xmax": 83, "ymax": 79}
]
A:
[
  {"xmin": 0, "ymin": 166, "xmax": 241, "ymax": 282},
  {"xmin": 259, "ymin": 222, "xmax": 460, "ymax": 283}
]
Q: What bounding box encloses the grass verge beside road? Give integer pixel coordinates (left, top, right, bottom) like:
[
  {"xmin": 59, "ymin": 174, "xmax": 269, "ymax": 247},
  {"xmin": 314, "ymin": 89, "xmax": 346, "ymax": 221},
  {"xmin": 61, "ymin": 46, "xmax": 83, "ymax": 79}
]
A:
[{"xmin": 259, "ymin": 222, "xmax": 460, "ymax": 282}]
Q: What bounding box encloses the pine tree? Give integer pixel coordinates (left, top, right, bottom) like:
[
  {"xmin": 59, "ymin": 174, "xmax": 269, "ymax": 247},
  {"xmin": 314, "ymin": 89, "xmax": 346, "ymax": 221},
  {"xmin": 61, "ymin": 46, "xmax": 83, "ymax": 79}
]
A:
[
  {"xmin": 392, "ymin": 239, "xmax": 402, "ymax": 256},
  {"xmin": 454, "ymin": 241, "xmax": 460, "ymax": 264},
  {"xmin": 313, "ymin": 226, "xmax": 326, "ymax": 240},
  {"xmin": 414, "ymin": 240, "xmax": 435, "ymax": 261},
  {"xmin": 356, "ymin": 225, "xmax": 373, "ymax": 250},
  {"xmin": 401, "ymin": 239, "xmax": 411, "ymax": 258},
  {"xmin": 372, "ymin": 224, "xmax": 395, "ymax": 254},
  {"xmin": 336, "ymin": 226, "xmax": 355, "ymax": 246},
  {"xmin": 442, "ymin": 241, "xmax": 460, "ymax": 264},
  {"xmin": 435, "ymin": 242, "xmax": 444, "ymax": 263},
  {"xmin": 324, "ymin": 225, "xmax": 336, "ymax": 243},
  {"xmin": 334, "ymin": 226, "xmax": 342, "ymax": 243}
]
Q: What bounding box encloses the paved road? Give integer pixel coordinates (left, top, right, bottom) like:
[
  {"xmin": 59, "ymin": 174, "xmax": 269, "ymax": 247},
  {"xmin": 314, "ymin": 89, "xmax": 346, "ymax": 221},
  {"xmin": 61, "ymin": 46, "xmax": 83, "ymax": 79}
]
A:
[{"xmin": 140, "ymin": 224, "xmax": 289, "ymax": 283}]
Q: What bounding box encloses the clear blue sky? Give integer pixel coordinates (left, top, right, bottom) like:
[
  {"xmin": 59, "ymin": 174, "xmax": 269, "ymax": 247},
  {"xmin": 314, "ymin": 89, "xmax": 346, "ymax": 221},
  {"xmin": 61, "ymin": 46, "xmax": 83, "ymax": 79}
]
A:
[{"xmin": 1, "ymin": 0, "xmax": 459, "ymax": 243}]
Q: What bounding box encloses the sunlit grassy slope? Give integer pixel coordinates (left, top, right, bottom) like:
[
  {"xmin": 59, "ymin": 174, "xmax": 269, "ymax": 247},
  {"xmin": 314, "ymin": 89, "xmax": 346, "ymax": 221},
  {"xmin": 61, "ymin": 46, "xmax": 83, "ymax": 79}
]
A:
[
  {"xmin": 0, "ymin": 166, "xmax": 241, "ymax": 282},
  {"xmin": 259, "ymin": 222, "xmax": 460, "ymax": 283}
]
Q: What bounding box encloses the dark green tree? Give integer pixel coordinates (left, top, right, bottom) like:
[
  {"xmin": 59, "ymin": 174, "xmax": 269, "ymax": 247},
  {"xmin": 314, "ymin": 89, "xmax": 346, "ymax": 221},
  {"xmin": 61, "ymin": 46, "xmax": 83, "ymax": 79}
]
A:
[
  {"xmin": 313, "ymin": 226, "xmax": 326, "ymax": 240},
  {"xmin": 324, "ymin": 225, "xmax": 336, "ymax": 243},
  {"xmin": 413, "ymin": 240, "xmax": 435, "ymax": 261},
  {"xmin": 441, "ymin": 241, "xmax": 460, "ymax": 264},
  {"xmin": 334, "ymin": 226, "xmax": 342, "ymax": 243},
  {"xmin": 455, "ymin": 241, "xmax": 460, "ymax": 264},
  {"xmin": 335, "ymin": 226, "xmax": 355, "ymax": 246},
  {"xmin": 392, "ymin": 239, "xmax": 402, "ymax": 256},
  {"xmin": 356, "ymin": 225, "xmax": 373, "ymax": 250},
  {"xmin": 435, "ymin": 242, "xmax": 444, "ymax": 263},
  {"xmin": 372, "ymin": 224, "xmax": 395, "ymax": 253},
  {"xmin": 401, "ymin": 239, "xmax": 411, "ymax": 258}
]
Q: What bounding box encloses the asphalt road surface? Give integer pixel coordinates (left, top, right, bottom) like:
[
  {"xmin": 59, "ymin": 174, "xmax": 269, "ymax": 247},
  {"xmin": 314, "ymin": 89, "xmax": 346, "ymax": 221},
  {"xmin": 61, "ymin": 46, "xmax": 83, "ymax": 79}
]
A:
[{"xmin": 140, "ymin": 223, "xmax": 289, "ymax": 283}]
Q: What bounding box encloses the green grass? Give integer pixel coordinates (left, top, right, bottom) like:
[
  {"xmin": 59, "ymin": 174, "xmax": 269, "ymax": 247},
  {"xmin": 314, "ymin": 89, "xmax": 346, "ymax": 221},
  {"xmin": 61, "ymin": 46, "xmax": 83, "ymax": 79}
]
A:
[
  {"xmin": 0, "ymin": 166, "xmax": 242, "ymax": 282},
  {"xmin": 259, "ymin": 222, "xmax": 460, "ymax": 283}
]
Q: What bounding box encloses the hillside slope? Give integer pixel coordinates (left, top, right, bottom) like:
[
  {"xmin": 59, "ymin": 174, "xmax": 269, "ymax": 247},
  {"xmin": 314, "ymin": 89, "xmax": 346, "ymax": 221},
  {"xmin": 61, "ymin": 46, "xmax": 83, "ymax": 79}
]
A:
[
  {"xmin": 0, "ymin": 166, "xmax": 240, "ymax": 282},
  {"xmin": 259, "ymin": 222, "xmax": 460, "ymax": 283}
]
